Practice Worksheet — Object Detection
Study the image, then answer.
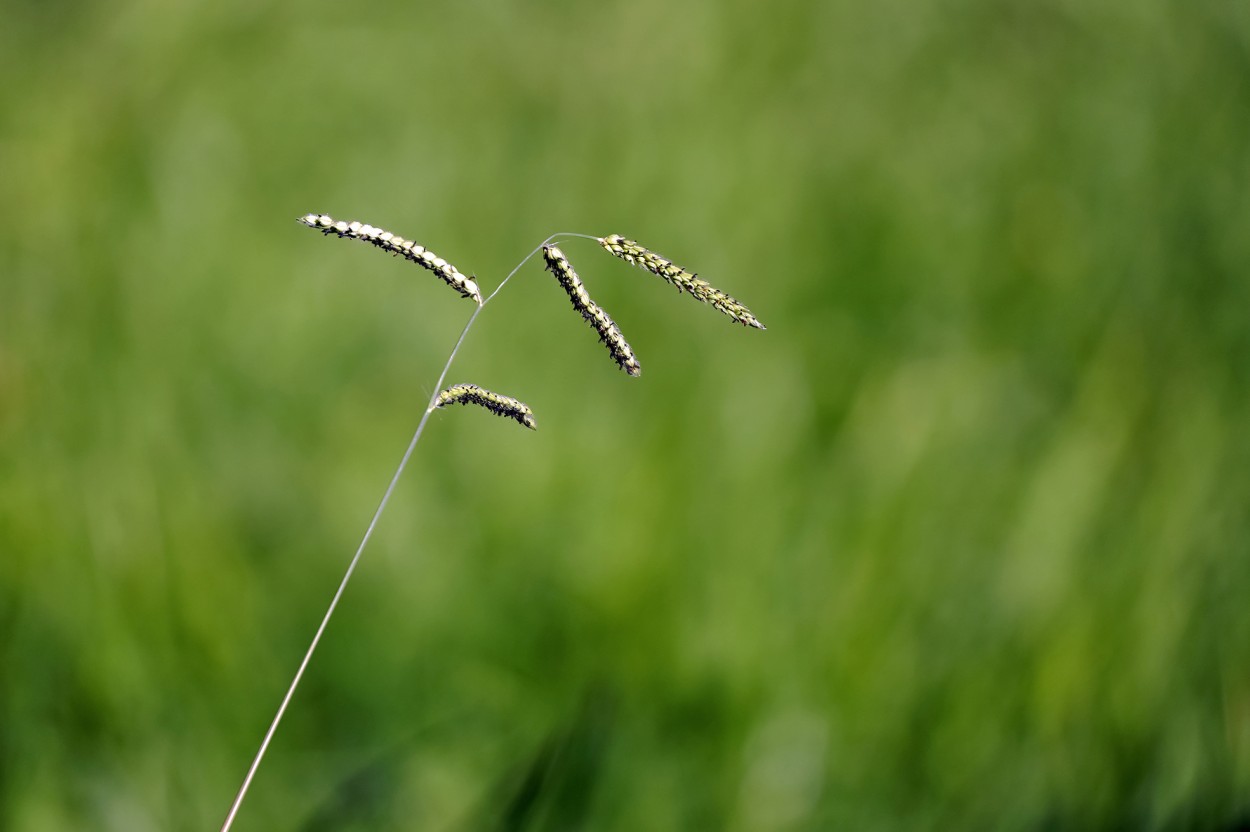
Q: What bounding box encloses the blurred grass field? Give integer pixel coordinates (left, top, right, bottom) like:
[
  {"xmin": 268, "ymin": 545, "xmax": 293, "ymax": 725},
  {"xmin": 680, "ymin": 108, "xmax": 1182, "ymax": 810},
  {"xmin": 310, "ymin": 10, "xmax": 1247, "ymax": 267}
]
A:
[{"xmin": 2, "ymin": 0, "xmax": 1249, "ymax": 829}]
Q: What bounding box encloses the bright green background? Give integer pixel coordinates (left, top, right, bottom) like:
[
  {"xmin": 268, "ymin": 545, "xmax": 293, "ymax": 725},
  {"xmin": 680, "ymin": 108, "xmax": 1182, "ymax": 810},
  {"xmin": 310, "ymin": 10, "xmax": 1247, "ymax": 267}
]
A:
[{"xmin": 2, "ymin": 1, "xmax": 1248, "ymax": 829}]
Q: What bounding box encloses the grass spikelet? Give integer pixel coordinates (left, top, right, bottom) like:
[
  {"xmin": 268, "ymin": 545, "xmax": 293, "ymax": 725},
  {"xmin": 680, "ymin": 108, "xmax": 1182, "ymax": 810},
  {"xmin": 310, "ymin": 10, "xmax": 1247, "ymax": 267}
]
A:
[
  {"xmin": 598, "ymin": 234, "xmax": 765, "ymax": 330},
  {"xmin": 541, "ymin": 245, "xmax": 641, "ymax": 377},
  {"xmin": 436, "ymin": 383, "xmax": 537, "ymax": 430},
  {"xmin": 299, "ymin": 213, "xmax": 482, "ymax": 304}
]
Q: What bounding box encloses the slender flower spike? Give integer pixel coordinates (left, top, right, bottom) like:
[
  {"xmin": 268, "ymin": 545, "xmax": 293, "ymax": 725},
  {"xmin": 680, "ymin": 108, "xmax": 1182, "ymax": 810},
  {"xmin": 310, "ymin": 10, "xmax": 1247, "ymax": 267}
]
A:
[
  {"xmin": 598, "ymin": 234, "xmax": 765, "ymax": 330},
  {"xmin": 435, "ymin": 383, "xmax": 537, "ymax": 430},
  {"xmin": 298, "ymin": 213, "xmax": 482, "ymax": 304},
  {"xmin": 541, "ymin": 245, "xmax": 641, "ymax": 377}
]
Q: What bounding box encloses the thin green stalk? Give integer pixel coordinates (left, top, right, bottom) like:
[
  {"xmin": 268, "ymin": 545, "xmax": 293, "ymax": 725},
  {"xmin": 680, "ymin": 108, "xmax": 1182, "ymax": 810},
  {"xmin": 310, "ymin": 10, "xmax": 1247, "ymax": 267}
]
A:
[{"xmin": 219, "ymin": 231, "xmax": 590, "ymax": 831}]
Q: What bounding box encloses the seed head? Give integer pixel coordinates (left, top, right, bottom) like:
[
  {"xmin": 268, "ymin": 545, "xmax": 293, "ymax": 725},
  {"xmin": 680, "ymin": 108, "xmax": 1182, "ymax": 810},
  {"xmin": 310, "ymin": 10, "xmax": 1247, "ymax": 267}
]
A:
[
  {"xmin": 542, "ymin": 245, "xmax": 641, "ymax": 377},
  {"xmin": 599, "ymin": 234, "xmax": 765, "ymax": 330},
  {"xmin": 435, "ymin": 384, "xmax": 536, "ymax": 430},
  {"xmin": 299, "ymin": 213, "xmax": 481, "ymax": 304}
]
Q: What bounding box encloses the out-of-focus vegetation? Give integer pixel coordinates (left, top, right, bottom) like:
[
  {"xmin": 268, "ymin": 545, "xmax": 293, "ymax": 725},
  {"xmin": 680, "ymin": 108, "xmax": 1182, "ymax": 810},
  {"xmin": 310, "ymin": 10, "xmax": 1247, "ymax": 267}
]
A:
[{"xmin": 2, "ymin": 1, "xmax": 1248, "ymax": 829}]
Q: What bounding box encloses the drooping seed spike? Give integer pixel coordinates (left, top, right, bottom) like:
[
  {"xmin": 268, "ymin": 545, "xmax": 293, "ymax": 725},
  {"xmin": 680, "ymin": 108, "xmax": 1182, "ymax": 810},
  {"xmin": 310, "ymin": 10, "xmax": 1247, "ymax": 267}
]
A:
[
  {"xmin": 435, "ymin": 384, "xmax": 537, "ymax": 430},
  {"xmin": 298, "ymin": 213, "xmax": 482, "ymax": 304},
  {"xmin": 598, "ymin": 234, "xmax": 765, "ymax": 330},
  {"xmin": 541, "ymin": 245, "xmax": 641, "ymax": 377}
]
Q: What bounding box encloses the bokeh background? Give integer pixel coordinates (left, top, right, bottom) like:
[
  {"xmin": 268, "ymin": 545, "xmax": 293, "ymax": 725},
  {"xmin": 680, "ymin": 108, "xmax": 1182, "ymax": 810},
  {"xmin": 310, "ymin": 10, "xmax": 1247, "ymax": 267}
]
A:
[{"xmin": 2, "ymin": 0, "xmax": 1249, "ymax": 829}]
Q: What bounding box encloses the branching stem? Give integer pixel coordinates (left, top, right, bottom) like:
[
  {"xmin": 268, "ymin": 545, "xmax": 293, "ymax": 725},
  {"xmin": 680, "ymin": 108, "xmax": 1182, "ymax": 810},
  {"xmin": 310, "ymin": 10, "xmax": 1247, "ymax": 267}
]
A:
[{"xmin": 219, "ymin": 231, "xmax": 589, "ymax": 831}]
